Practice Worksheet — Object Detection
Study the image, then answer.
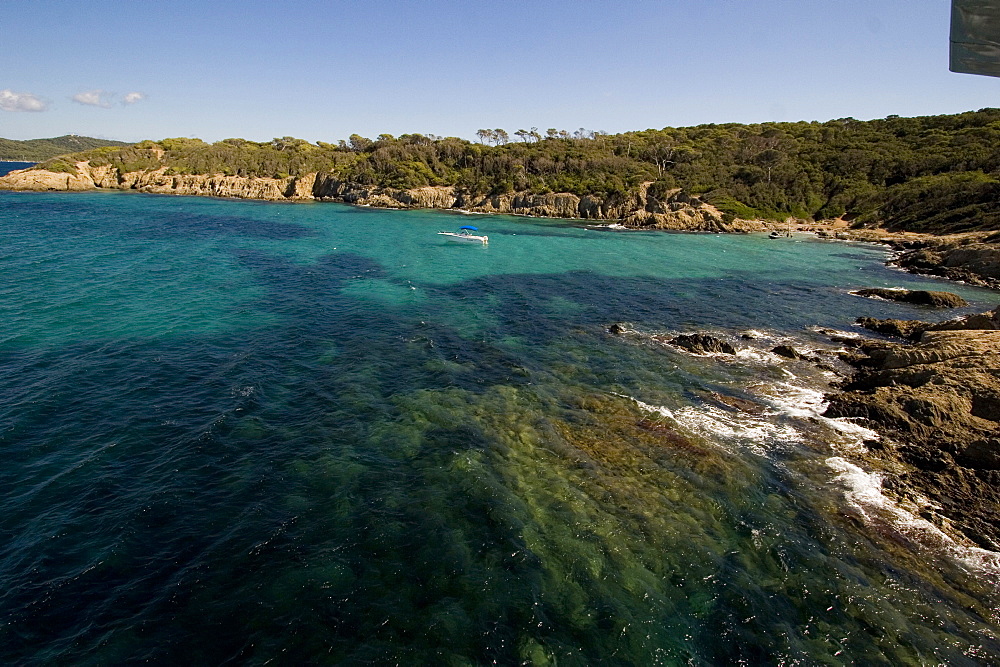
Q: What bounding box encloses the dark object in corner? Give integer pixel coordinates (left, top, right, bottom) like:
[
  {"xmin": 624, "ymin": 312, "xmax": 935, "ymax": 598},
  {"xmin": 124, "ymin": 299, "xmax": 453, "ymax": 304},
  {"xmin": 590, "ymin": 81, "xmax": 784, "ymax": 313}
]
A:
[{"xmin": 951, "ymin": 0, "xmax": 1000, "ymax": 77}]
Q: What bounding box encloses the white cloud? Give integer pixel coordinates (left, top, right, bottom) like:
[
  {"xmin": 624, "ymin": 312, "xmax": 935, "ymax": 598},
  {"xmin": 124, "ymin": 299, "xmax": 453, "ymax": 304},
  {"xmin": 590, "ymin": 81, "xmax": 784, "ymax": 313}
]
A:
[
  {"xmin": 122, "ymin": 91, "xmax": 146, "ymax": 105},
  {"xmin": 0, "ymin": 89, "xmax": 48, "ymax": 112},
  {"xmin": 72, "ymin": 90, "xmax": 113, "ymax": 108}
]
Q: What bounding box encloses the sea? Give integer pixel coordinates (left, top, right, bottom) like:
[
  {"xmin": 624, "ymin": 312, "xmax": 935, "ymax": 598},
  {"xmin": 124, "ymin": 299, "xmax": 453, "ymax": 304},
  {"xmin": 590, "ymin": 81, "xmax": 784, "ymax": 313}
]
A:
[{"xmin": 2, "ymin": 178, "xmax": 999, "ymax": 664}]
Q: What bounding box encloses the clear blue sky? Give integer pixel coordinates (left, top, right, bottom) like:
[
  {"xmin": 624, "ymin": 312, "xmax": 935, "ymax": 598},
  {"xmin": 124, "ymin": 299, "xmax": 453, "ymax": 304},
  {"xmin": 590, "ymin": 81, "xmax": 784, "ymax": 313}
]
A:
[{"xmin": 3, "ymin": 0, "xmax": 998, "ymax": 142}]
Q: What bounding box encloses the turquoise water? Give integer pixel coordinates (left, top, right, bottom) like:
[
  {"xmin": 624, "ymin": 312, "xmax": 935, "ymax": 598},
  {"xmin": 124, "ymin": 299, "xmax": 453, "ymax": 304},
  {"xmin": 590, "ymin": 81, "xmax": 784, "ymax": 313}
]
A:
[{"xmin": 1, "ymin": 190, "xmax": 998, "ymax": 664}]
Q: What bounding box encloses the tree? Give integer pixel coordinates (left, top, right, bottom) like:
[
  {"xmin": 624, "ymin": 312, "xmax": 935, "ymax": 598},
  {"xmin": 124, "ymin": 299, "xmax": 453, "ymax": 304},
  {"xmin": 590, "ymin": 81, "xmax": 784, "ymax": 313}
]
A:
[
  {"xmin": 348, "ymin": 134, "xmax": 373, "ymax": 151},
  {"xmin": 271, "ymin": 136, "xmax": 309, "ymax": 151}
]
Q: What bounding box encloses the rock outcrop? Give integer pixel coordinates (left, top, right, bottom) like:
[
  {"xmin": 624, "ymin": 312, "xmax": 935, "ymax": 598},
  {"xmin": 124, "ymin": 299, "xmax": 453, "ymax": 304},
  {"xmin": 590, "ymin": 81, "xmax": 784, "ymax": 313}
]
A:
[
  {"xmin": 857, "ymin": 305, "xmax": 1000, "ymax": 341},
  {"xmin": 667, "ymin": 333, "xmax": 737, "ymax": 355},
  {"xmin": 855, "ymin": 317, "xmax": 929, "ymax": 340},
  {"xmin": 0, "ymin": 162, "xmax": 97, "ymax": 191},
  {"xmin": 809, "ymin": 227, "xmax": 1000, "ymax": 289},
  {"xmin": 771, "ymin": 344, "xmax": 808, "ymax": 360},
  {"xmin": 851, "ymin": 288, "xmax": 967, "ymax": 308},
  {"xmin": 825, "ymin": 307, "xmax": 1000, "ymax": 549},
  {"xmin": 891, "ymin": 235, "xmax": 1000, "ymax": 288},
  {"xmin": 0, "ymin": 165, "xmax": 761, "ymax": 232}
]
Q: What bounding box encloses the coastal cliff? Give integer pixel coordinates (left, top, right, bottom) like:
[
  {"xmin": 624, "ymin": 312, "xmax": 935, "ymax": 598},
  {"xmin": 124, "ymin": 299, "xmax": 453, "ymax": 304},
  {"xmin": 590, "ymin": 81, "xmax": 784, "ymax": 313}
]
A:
[
  {"xmin": 0, "ymin": 164, "xmax": 762, "ymax": 232},
  {"xmin": 0, "ymin": 164, "xmax": 98, "ymax": 191}
]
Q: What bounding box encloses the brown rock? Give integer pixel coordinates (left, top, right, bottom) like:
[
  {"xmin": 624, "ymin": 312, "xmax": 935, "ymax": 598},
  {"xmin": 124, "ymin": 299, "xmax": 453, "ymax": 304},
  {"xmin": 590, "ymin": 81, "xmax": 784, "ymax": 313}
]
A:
[
  {"xmin": 700, "ymin": 391, "xmax": 769, "ymax": 414},
  {"xmin": 856, "ymin": 317, "xmax": 928, "ymax": 340},
  {"xmin": 1, "ymin": 166, "xmax": 761, "ymax": 230},
  {"xmin": 0, "ymin": 162, "xmax": 95, "ymax": 191},
  {"xmin": 852, "ymin": 288, "xmax": 967, "ymax": 308},
  {"xmin": 668, "ymin": 333, "xmax": 737, "ymax": 355},
  {"xmin": 772, "ymin": 344, "xmax": 806, "ymax": 359},
  {"xmin": 892, "ymin": 236, "xmax": 1000, "ymax": 288},
  {"xmin": 825, "ymin": 324, "xmax": 1000, "ymax": 549}
]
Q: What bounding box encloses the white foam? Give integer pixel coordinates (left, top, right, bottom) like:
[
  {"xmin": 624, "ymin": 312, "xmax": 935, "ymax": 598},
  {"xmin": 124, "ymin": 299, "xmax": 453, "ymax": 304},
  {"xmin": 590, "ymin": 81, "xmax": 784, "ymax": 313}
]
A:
[
  {"xmin": 615, "ymin": 391, "xmax": 800, "ymax": 456},
  {"xmin": 808, "ymin": 326, "xmax": 862, "ymax": 339},
  {"xmin": 733, "ymin": 346, "xmax": 780, "ymax": 365},
  {"xmin": 827, "ymin": 457, "xmax": 1000, "ymax": 576},
  {"xmin": 614, "ymin": 392, "xmax": 674, "ymax": 419},
  {"xmin": 753, "ymin": 381, "xmax": 880, "ymax": 451},
  {"xmin": 617, "ymin": 358, "xmax": 999, "ymax": 578},
  {"xmin": 670, "ymin": 404, "xmax": 800, "ymax": 455}
]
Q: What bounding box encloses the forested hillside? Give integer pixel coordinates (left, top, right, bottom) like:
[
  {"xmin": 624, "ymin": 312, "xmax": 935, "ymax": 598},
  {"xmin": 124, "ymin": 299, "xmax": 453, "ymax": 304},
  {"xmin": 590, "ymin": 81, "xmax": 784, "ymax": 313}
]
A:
[
  {"xmin": 39, "ymin": 110, "xmax": 1000, "ymax": 232},
  {"xmin": 0, "ymin": 135, "xmax": 129, "ymax": 161}
]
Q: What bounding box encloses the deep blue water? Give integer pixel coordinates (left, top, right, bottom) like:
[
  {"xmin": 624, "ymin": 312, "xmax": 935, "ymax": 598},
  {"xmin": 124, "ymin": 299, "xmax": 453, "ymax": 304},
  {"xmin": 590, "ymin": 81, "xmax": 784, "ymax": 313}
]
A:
[
  {"xmin": 1, "ymin": 190, "xmax": 998, "ymax": 664},
  {"xmin": 0, "ymin": 162, "xmax": 35, "ymax": 176}
]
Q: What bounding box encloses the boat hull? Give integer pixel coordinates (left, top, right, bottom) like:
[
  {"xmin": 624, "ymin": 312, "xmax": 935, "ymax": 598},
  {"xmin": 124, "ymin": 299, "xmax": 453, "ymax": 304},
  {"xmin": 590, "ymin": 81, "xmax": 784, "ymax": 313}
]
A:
[{"xmin": 438, "ymin": 232, "xmax": 488, "ymax": 244}]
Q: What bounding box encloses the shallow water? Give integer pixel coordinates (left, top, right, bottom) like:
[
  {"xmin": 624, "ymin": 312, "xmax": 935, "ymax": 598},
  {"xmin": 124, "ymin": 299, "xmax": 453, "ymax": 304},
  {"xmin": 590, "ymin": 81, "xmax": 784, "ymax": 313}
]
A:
[{"xmin": 1, "ymin": 190, "xmax": 998, "ymax": 664}]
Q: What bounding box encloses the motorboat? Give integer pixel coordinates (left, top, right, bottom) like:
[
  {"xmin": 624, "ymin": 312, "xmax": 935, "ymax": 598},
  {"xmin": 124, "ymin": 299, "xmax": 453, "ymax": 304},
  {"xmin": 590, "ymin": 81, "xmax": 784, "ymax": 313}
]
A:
[{"xmin": 438, "ymin": 225, "xmax": 488, "ymax": 244}]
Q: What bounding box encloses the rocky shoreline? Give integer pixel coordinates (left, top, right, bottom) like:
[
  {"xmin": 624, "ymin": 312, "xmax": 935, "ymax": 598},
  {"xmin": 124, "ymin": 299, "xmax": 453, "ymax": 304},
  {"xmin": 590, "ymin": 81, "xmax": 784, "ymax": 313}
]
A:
[
  {"xmin": 0, "ymin": 162, "xmax": 765, "ymax": 232},
  {"xmin": 6, "ymin": 163, "xmax": 1000, "ymax": 286},
  {"xmin": 825, "ymin": 306, "xmax": 1000, "ymax": 551},
  {"xmin": 608, "ymin": 293, "xmax": 1000, "ymax": 552},
  {"xmin": 810, "ymin": 226, "xmax": 1000, "ymax": 290}
]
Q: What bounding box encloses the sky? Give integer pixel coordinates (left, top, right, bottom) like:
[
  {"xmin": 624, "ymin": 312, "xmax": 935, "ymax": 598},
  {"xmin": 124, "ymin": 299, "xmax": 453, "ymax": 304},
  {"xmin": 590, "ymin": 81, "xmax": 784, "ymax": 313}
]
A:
[{"xmin": 2, "ymin": 0, "xmax": 998, "ymax": 143}]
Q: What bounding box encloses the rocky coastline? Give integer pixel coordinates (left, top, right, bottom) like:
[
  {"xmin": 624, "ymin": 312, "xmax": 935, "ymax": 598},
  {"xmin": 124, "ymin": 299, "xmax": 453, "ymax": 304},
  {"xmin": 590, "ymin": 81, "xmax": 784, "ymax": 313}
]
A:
[
  {"xmin": 812, "ymin": 226, "xmax": 1000, "ymax": 290},
  {"xmin": 6, "ymin": 163, "xmax": 1000, "ymax": 284},
  {"xmin": 0, "ymin": 162, "xmax": 765, "ymax": 232},
  {"xmin": 611, "ymin": 299, "xmax": 1000, "ymax": 552},
  {"xmin": 825, "ymin": 305, "xmax": 1000, "ymax": 550}
]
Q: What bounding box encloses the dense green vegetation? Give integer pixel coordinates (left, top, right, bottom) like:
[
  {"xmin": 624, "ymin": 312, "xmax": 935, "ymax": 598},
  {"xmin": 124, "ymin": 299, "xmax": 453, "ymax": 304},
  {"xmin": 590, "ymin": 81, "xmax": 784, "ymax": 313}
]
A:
[
  {"xmin": 0, "ymin": 135, "xmax": 129, "ymax": 161},
  {"xmin": 39, "ymin": 110, "xmax": 1000, "ymax": 232}
]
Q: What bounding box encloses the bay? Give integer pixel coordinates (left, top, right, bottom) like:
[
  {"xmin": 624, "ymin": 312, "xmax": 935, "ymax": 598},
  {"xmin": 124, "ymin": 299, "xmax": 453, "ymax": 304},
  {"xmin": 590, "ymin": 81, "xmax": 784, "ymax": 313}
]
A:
[
  {"xmin": 0, "ymin": 162, "xmax": 35, "ymax": 176},
  {"xmin": 1, "ymin": 190, "xmax": 998, "ymax": 664}
]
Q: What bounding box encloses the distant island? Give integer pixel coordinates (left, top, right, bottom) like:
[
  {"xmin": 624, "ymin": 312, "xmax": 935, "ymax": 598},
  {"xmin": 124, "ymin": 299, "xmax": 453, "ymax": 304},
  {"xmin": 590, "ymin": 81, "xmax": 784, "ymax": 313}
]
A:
[{"xmin": 0, "ymin": 135, "xmax": 130, "ymax": 162}]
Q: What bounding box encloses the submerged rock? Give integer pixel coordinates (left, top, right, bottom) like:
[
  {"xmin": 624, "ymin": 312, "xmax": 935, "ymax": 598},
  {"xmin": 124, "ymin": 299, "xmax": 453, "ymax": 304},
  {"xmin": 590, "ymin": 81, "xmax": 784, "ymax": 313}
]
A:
[{"xmin": 699, "ymin": 390, "xmax": 769, "ymax": 415}]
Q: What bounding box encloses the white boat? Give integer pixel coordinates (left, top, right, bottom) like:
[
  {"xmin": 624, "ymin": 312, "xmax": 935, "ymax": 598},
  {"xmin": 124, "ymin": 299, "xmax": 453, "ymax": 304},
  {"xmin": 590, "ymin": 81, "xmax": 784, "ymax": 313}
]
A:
[{"xmin": 438, "ymin": 225, "xmax": 488, "ymax": 244}]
